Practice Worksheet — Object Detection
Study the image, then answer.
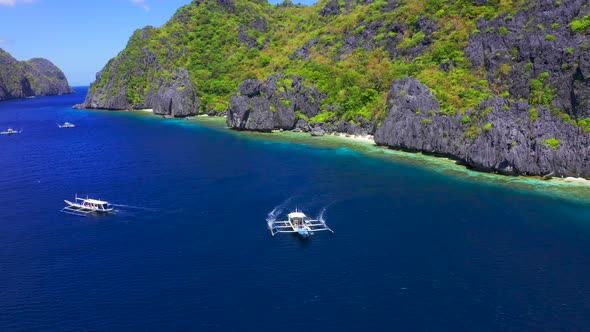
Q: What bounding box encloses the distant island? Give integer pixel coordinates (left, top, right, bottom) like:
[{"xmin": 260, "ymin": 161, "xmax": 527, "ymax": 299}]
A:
[
  {"xmin": 0, "ymin": 48, "xmax": 73, "ymax": 101},
  {"xmin": 76, "ymin": 0, "xmax": 590, "ymax": 179}
]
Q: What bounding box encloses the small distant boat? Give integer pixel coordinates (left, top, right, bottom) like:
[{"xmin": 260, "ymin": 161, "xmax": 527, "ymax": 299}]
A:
[
  {"xmin": 58, "ymin": 122, "xmax": 75, "ymax": 128},
  {"xmin": 268, "ymin": 209, "xmax": 333, "ymax": 238},
  {"xmin": 60, "ymin": 194, "xmax": 113, "ymax": 217},
  {"xmin": 1, "ymin": 128, "xmax": 22, "ymax": 135}
]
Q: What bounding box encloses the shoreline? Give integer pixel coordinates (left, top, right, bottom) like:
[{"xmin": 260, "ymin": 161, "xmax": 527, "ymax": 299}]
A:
[
  {"xmin": 323, "ymin": 131, "xmax": 590, "ymax": 187},
  {"xmin": 151, "ymin": 113, "xmax": 590, "ymax": 189},
  {"xmin": 558, "ymin": 176, "xmax": 590, "ymax": 186},
  {"xmin": 327, "ymin": 132, "xmax": 375, "ymax": 144},
  {"xmin": 78, "ymin": 109, "xmax": 590, "ymax": 201}
]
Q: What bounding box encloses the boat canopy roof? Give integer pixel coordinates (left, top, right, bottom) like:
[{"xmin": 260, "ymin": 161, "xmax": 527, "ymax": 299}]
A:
[
  {"xmin": 288, "ymin": 212, "xmax": 306, "ymax": 219},
  {"xmin": 82, "ymin": 198, "xmax": 109, "ymax": 205}
]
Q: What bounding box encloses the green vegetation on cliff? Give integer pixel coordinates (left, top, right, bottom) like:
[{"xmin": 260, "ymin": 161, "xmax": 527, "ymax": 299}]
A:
[
  {"xmin": 0, "ymin": 48, "xmax": 73, "ymax": 101},
  {"xmin": 90, "ymin": 0, "xmax": 568, "ymax": 123}
]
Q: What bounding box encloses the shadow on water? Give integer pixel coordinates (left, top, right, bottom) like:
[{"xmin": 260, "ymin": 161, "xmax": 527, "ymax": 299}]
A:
[
  {"xmin": 186, "ymin": 117, "xmax": 590, "ymax": 206},
  {"xmin": 110, "ymin": 203, "xmax": 160, "ymax": 212},
  {"xmin": 102, "ymin": 112, "xmax": 590, "ymax": 206},
  {"xmin": 3, "ymin": 92, "xmax": 590, "ymax": 331},
  {"xmin": 289, "ymin": 233, "xmax": 313, "ymax": 247}
]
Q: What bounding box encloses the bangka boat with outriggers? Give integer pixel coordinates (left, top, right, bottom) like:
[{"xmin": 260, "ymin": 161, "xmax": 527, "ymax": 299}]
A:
[
  {"xmin": 269, "ymin": 209, "xmax": 333, "ymax": 238},
  {"xmin": 1, "ymin": 128, "xmax": 22, "ymax": 135},
  {"xmin": 58, "ymin": 122, "xmax": 75, "ymax": 128},
  {"xmin": 61, "ymin": 194, "xmax": 113, "ymax": 217}
]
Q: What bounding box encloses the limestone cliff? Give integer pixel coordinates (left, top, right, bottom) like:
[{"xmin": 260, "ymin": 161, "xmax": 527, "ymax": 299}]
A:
[
  {"xmin": 227, "ymin": 75, "xmax": 324, "ymax": 132},
  {"xmin": 81, "ymin": 0, "xmax": 590, "ymax": 178},
  {"xmin": 0, "ymin": 48, "xmax": 73, "ymax": 101},
  {"xmin": 74, "ymin": 27, "xmax": 199, "ymax": 116},
  {"xmin": 374, "ymin": 77, "xmax": 590, "ymax": 178},
  {"xmin": 226, "ymin": 0, "xmax": 590, "ymax": 178}
]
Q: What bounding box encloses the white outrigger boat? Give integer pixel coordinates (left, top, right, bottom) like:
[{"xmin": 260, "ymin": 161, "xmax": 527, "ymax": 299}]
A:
[
  {"xmin": 269, "ymin": 209, "xmax": 333, "ymax": 238},
  {"xmin": 61, "ymin": 194, "xmax": 113, "ymax": 217},
  {"xmin": 1, "ymin": 128, "xmax": 22, "ymax": 135},
  {"xmin": 58, "ymin": 122, "xmax": 75, "ymax": 128}
]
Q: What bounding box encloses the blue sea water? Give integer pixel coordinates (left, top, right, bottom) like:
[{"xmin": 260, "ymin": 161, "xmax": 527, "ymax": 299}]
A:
[{"xmin": 1, "ymin": 88, "xmax": 590, "ymax": 331}]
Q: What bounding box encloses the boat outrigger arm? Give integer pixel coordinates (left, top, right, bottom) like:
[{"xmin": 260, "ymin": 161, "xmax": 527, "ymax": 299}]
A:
[{"xmin": 269, "ymin": 216, "xmax": 334, "ymax": 236}]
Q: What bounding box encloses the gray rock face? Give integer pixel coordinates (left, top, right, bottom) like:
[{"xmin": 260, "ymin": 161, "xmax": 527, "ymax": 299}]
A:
[
  {"xmin": 336, "ymin": 20, "xmax": 386, "ymax": 60},
  {"xmin": 75, "ymin": 27, "xmax": 199, "ymax": 117},
  {"xmin": 292, "ymin": 13, "xmax": 430, "ymax": 62},
  {"xmin": 0, "ymin": 48, "xmax": 72, "ymax": 101},
  {"xmin": 319, "ymin": 0, "xmax": 340, "ymax": 17},
  {"xmin": 146, "ymin": 68, "xmax": 200, "ymax": 117},
  {"xmin": 76, "ymin": 27, "xmax": 156, "ymax": 110},
  {"xmin": 295, "ymin": 119, "xmax": 308, "ymax": 131},
  {"xmin": 374, "ymin": 77, "xmax": 449, "ymax": 153},
  {"xmin": 401, "ymin": 17, "xmax": 436, "ymax": 59},
  {"xmin": 375, "ymin": 77, "xmax": 590, "ymax": 178},
  {"xmin": 465, "ymin": 0, "xmax": 590, "ymax": 118},
  {"xmin": 25, "ymin": 58, "xmax": 73, "ymax": 96},
  {"xmin": 76, "ymin": 58, "xmax": 134, "ymax": 110},
  {"xmin": 252, "ymin": 16, "xmax": 267, "ymax": 32},
  {"xmin": 311, "ymin": 126, "xmax": 325, "ymax": 136},
  {"xmin": 463, "ymin": 98, "xmax": 590, "ymax": 177},
  {"xmin": 227, "ymin": 75, "xmax": 325, "ymax": 131},
  {"xmin": 238, "ymin": 24, "xmax": 258, "ymax": 49},
  {"xmin": 336, "ymin": 121, "xmax": 369, "ymax": 136},
  {"xmin": 290, "ymin": 38, "xmax": 318, "ymax": 61}
]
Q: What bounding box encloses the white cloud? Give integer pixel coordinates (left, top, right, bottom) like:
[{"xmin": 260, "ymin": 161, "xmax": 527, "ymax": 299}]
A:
[
  {"xmin": 0, "ymin": 0, "xmax": 34, "ymax": 6},
  {"xmin": 129, "ymin": 0, "xmax": 149, "ymax": 11},
  {"xmin": 0, "ymin": 39, "xmax": 13, "ymax": 45}
]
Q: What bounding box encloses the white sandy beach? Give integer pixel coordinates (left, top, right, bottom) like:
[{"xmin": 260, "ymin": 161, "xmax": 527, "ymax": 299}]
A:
[
  {"xmin": 327, "ymin": 131, "xmax": 590, "ymax": 187},
  {"xmin": 328, "ymin": 132, "xmax": 375, "ymax": 144},
  {"xmin": 556, "ymin": 176, "xmax": 590, "ymax": 185},
  {"xmin": 189, "ymin": 116, "xmax": 590, "ymax": 189}
]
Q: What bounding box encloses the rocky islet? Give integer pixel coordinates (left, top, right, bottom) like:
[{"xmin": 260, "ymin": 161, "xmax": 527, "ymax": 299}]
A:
[
  {"xmin": 77, "ymin": 0, "xmax": 590, "ymax": 178},
  {"xmin": 0, "ymin": 48, "xmax": 73, "ymax": 101}
]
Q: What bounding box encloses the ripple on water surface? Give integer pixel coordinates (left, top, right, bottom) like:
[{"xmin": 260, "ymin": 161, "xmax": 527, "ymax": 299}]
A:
[{"xmin": 1, "ymin": 92, "xmax": 590, "ymax": 330}]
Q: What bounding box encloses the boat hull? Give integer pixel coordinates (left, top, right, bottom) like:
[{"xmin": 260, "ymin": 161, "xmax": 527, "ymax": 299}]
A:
[
  {"xmin": 64, "ymin": 200, "xmax": 113, "ymax": 213},
  {"xmin": 269, "ymin": 210, "xmax": 333, "ymax": 237},
  {"xmin": 297, "ymin": 228, "xmax": 311, "ymax": 239}
]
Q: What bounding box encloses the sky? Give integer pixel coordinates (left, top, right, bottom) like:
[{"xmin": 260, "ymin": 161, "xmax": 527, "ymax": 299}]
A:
[{"xmin": 0, "ymin": 0, "xmax": 306, "ymax": 86}]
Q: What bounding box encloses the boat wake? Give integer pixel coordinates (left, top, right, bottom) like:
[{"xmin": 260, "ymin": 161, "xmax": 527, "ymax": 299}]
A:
[
  {"xmin": 266, "ymin": 196, "xmax": 296, "ymax": 224},
  {"xmin": 110, "ymin": 204, "xmax": 160, "ymax": 212},
  {"xmin": 267, "ymin": 196, "xmax": 337, "ymax": 222},
  {"xmin": 266, "ymin": 195, "xmax": 336, "ymax": 236},
  {"xmin": 317, "ymin": 206, "xmax": 328, "ymax": 224}
]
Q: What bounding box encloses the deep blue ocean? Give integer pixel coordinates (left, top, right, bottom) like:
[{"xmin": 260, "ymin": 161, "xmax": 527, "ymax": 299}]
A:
[{"xmin": 1, "ymin": 88, "xmax": 590, "ymax": 331}]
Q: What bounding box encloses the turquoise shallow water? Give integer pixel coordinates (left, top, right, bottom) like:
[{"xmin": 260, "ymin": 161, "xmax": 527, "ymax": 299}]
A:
[
  {"xmin": 1, "ymin": 88, "xmax": 590, "ymax": 331},
  {"xmin": 195, "ymin": 118, "xmax": 590, "ymax": 205}
]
